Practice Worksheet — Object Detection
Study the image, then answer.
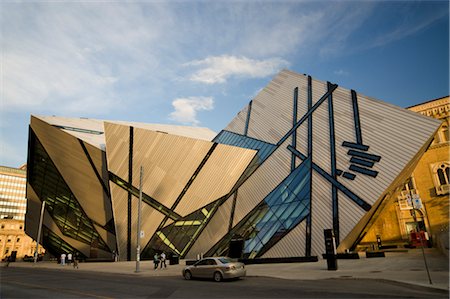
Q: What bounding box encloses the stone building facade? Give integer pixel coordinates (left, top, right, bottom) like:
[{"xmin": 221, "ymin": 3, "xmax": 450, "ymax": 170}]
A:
[{"xmin": 361, "ymin": 96, "xmax": 449, "ymax": 253}]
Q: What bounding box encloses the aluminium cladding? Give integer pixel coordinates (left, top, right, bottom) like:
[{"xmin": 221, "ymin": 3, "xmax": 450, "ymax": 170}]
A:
[
  {"xmin": 34, "ymin": 115, "xmax": 217, "ymax": 149},
  {"xmin": 25, "ymin": 69, "xmax": 441, "ymax": 261}
]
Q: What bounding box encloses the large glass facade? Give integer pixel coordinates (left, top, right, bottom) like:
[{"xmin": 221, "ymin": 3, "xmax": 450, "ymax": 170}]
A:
[
  {"xmin": 42, "ymin": 226, "xmax": 85, "ymax": 259},
  {"xmin": 142, "ymin": 199, "xmax": 222, "ymax": 259},
  {"xmin": 207, "ymin": 158, "xmax": 311, "ymax": 258},
  {"xmin": 28, "ymin": 129, "xmax": 110, "ymax": 253}
]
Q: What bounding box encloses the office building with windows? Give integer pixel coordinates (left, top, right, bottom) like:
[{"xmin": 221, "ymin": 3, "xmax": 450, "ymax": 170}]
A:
[
  {"xmin": 25, "ymin": 70, "xmax": 442, "ymax": 261},
  {"xmin": 0, "ymin": 165, "xmax": 45, "ymax": 261}
]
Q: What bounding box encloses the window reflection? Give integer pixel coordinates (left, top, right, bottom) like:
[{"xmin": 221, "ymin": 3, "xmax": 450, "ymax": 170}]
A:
[{"xmin": 208, "ymin": 158, "xmax": 311, "ymax": 258}]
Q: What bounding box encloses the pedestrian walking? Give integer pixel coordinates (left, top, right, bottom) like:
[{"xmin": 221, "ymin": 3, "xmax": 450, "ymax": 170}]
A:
[
  {"xmin": 5, "ymin": 256, "xmax": 10, "ymax": 267},
  {"xmin": 153, "ymin": 253, "xmax": 159, "ymax": 270},
  {"xmin": 67, "ymin": 253, "xmax": 72, "ymax": 265},
  {"xmin": 73, "ymin": 252, "xmax": 79, "ymax": 269},
  {"xmin": 61, "ymin": 253, "xmax": 66, "ymax": 266},
  {"xmin": 160, "ymin": 252, "xmax": 167, "ymax": 269}
]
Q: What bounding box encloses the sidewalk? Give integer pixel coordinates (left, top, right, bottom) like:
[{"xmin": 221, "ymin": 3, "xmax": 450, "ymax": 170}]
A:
[{"xmin": 4, "ymin": 248, "xmax": 448, "ymax": 291}]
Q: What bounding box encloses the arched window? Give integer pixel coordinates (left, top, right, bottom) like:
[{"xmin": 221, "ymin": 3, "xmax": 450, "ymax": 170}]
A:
[
  {"xmin": 437, "ymin": 164, "xmax": 450, "ymax": 185},
  {"xmin": 432, "ymin": 162, "xmax": 450, "ymax": 195}
]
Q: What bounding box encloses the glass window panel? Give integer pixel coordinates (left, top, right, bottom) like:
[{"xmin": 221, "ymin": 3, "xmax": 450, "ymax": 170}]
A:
[
  {"xmin": 248, "ymin": 242, "xmax": 264, "ymax": 258},
  {"xmin": 254, "ymin": 210, "xmax": 274, "ymax": 229},
  {"xmin": 244, "ymin": 236, "xmax": 261, "ymax": 253},
  {"xmin": 254, "ymin": 219, "xmax": 278, "ymax": 241},
  {"xmin": 272, "ymin": 203, "xmax": 292, "ymax": 219},
  {"xmin": 284, "ymin": 204, "xmax": 309, "ymax": 229},
  {"xmin": 290, "ymin": 185, "xmax": 310, "ymax": 203},
  {"xmin": 287, "ymin": 176, "xmax": 309, "ymax": 198},
  {"xmin": 259, "ymin": 221, "xmax": 283, "ymax": 245}
]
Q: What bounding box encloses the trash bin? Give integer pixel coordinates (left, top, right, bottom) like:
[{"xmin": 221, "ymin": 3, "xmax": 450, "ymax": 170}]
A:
[{"xmin": 170, "ymin": 255, "xmax": 179, "ymax": 265}]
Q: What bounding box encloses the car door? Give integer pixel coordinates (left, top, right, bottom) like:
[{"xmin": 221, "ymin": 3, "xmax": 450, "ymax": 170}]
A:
[
  {"xmin": 203, "ymin": 258, "xmax": 219, "ymax": 278},
  {"xmin": 191, "ymin": 259, "xmax": 209, "ymax": 278}
]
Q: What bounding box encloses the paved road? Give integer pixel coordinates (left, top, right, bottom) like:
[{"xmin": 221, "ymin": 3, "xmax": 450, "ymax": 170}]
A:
[{"xmin": 1, "ymin": 267, "xmax": 448, "ymax": 298}]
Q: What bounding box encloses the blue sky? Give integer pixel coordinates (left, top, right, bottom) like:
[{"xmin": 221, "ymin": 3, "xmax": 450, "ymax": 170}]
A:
[{"xmin": 1, "ymin": 1, "xmax": 449, "ymax": 168}]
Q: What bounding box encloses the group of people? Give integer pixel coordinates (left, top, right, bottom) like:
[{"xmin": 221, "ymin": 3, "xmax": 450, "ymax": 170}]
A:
[
  {"xmin": 60, "ymin": 252, "xmax": 79, "ymax": 268},
  {"xmin": 153, "ymin": 252, "xmax": 167, "ymax": 270}
]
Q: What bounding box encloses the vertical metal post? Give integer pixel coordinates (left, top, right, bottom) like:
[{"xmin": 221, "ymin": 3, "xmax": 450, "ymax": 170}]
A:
[
  {"xmin": 135, "ymin": 166, "xmax": 143, "ymax": 273},
  {"xmin": 412, "ymin": 208, "xmax": 432, "ymax": 284},
  {"xmin": 34, "ymin": 201, "xmax": 46, "ymax": 264}
]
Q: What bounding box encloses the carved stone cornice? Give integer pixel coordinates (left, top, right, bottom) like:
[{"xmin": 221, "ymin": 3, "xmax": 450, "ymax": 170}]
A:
[{"xmin": 408, "ymin": 96, "xmax": 449, "ymax": 120}]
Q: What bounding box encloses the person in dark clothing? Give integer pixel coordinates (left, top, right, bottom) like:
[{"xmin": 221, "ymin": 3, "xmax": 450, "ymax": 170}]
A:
[{"xmin": 153, "ymin": 253, "xmax": 159, "ymax": 270}]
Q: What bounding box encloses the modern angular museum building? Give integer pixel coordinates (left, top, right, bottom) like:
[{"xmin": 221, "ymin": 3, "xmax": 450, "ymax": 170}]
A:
[{"xmin": 25, "ymin": 69, "xmax": 442, "ymax": 261}]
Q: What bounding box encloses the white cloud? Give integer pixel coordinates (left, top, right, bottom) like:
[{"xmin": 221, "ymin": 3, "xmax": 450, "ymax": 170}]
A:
[
  {"xmin": 184, "ymin": 55, "xmax": 289, "ymax": 84},
  {"xmin": 1, "ymin": 3, "xmax": 174, "ymax": 114},
  {"xmin": 169, "ymin": 97, "xmax": 214, "ymax": 125}
]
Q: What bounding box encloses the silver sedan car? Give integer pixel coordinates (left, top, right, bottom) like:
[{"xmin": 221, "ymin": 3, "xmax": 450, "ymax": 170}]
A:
[{"xmin": 182, "ymin": 257, "xmax": 246, "ymax": 282}]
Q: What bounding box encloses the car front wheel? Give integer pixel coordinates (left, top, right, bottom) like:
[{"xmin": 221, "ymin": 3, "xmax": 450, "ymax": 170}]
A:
[
  {"xmin": 184, "ymin": 270, "xmax": 192, "ymax": 280},
  {"xmin": 213, "ymin": 271, "xmax": 222, "ymax": 282}
]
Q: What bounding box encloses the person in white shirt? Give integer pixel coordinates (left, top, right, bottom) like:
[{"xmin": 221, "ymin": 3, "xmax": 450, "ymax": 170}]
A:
[
  {"xmin": 160, "ymin": 252, "xmax": 167, "ymax": 269},
  {"xmin": 61, "ymin": 253, "xmax": 66, "ymax": 266},
  {"xmin": 67, "ymin": 253, "xmax": 72, "ymax": 265}
]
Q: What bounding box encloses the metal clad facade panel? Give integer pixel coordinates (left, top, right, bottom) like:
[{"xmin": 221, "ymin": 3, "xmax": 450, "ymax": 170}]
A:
[
  {"xmin": 338, "ymin": 191, "xmax": 366, "ymax": 242},
  {"xmin": 31, "ymin": 116, "xmax": 110, "ymax": 226},
  {"xmin": 262, "ymin": 221, "xmax": 307, "ymax": 258},
  {"xmin": 93, "ymin": 224, "xmax": 117, "ymax": 253},
  {"xmin": 175, "ymin": 144, "xmax": 256, "ymax": 216},
  {"xmin": 104, "ymin": 122, "xmax": 130, "ymax": 180},
  {"xmin": 310, "ymin": 171, "xmax": 333, "ymax": 256},
  {"xmin": 132, "ymin": 128, "xmax": 211, "ymax": 208},
  {"xmin": 185, "ymin": 195, "xmax": 234, "ymax": 259},
  {"xmin": 109, "ymin": 184, "xmax": 128, "ymax": 260},
  {"xmin": 24, "ymin": 184, "xmax": 43, "ymax": 240},
  {"xmin": 247, "ymin": 76, "xmax": 291, "ymax": 144},
  {"xmin": 128, "ymin": 197, "xmax": 165, "ymax": 260},
  {"xmin": 84, "ymin": 142, "xmax": 107, "ymax": 185},
  {"xmin": 224, "ymin": 105, "xmax": 248, "ymax": 134},
  {"xmin": 311, "ymin": 93, "xmax": 332, "ymax": 174},
  {"xmin": 232, "ymin": 141, "xmax": 291, "ymax": 227},
  {"xmin": 36, "ymin": 115, "xmax": 105, "ymax": 149}
]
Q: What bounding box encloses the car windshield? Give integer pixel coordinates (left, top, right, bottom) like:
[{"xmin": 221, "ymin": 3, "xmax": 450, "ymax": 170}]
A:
[{"xmin": 218, "ymin": 257, "xmax": 234, "ymax": 264}]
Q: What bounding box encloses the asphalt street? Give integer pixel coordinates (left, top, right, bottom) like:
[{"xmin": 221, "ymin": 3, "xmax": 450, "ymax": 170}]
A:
[{"xmin": 1, "ymin": 267, "xmax": 448, "ymax": 299}]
